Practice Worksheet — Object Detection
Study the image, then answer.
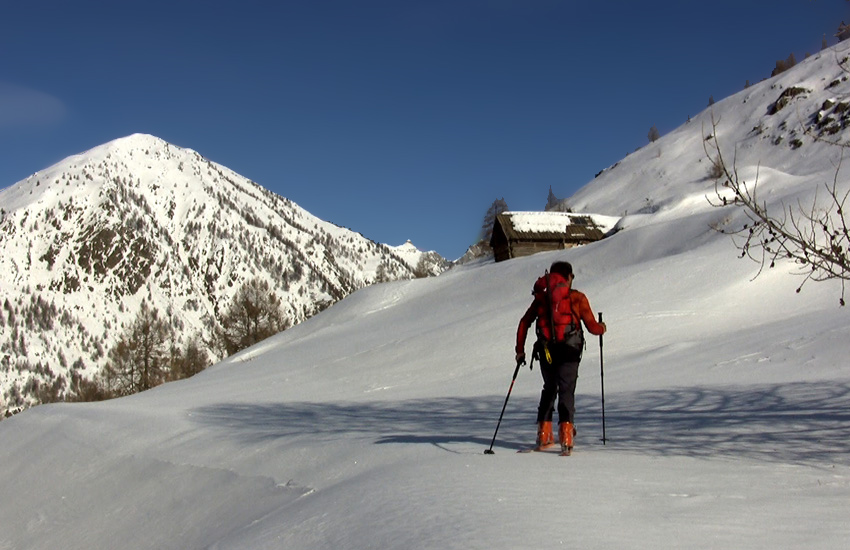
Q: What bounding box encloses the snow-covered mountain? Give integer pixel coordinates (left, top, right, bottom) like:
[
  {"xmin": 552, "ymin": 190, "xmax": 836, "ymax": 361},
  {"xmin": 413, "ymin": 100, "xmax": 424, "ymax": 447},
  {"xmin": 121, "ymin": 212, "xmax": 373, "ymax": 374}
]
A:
[
  {"xmin": 0, "ymin": 135, "xmax": 447, "ymax": 415},
  {"xmin": 390, "ymin": 240, "xmax": 451, "ymax": 276},
  {"xmin": 1, "ymin": 44, "xmax": 850, "ymax": 549}
]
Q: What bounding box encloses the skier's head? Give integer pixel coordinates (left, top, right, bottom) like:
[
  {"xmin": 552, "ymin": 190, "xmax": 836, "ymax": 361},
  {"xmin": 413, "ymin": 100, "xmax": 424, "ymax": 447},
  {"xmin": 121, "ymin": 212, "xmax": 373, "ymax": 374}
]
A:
[{"xmin": 550, "ymin": 261, "xmax": 573, "ymax": 279}]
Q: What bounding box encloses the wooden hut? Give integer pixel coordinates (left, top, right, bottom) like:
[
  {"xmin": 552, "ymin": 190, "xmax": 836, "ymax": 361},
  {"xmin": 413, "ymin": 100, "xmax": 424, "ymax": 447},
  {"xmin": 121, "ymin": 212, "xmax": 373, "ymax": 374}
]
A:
[{"xmin": 489, "ymin": 211, "xmax": 610, "ymax": 262}]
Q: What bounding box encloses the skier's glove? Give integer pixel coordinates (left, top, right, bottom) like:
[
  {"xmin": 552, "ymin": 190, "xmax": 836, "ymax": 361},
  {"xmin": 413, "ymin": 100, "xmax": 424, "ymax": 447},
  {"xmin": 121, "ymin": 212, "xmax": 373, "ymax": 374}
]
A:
[{"xmin": 516, "ymin": 352, "xmax": 526, "ymax": 366}]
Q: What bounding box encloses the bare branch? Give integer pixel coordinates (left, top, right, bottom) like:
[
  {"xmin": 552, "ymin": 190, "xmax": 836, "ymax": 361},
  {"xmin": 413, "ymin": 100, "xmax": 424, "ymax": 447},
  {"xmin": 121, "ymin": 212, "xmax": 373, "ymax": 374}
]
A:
[{"xmin": 705, "ymin": 109, "xmax": 849, "ymax": 306}]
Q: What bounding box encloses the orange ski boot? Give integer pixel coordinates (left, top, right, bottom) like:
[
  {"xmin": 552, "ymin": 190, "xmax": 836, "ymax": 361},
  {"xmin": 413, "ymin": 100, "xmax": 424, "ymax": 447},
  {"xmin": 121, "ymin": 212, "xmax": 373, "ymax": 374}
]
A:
[
  {"xmin": 535, "ymin": 421, "xmax": 554, "ymax": 450},
  {"xmin": 559, "ymin": 422, "xmax": 574, "ymax": 456}
]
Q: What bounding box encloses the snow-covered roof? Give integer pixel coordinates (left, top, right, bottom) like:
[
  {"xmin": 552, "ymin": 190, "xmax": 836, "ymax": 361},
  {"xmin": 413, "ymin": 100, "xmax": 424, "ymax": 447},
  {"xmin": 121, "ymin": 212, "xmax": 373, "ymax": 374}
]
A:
[{"xmin": 496, "ymin": 211, "xmax": 620, "ymax": 239}]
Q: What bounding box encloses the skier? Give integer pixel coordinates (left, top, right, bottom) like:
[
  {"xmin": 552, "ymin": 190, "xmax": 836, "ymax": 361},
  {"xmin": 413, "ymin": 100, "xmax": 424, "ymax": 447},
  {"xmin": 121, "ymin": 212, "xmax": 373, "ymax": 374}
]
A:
[{"xmin": 515, "ymin": 261, "xmax": 606, "ymax": 455}]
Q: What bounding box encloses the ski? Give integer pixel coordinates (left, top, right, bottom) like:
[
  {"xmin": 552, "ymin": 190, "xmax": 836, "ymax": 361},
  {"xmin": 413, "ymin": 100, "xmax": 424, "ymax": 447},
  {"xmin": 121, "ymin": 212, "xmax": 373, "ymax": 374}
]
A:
[
  {"xmin": 517, "ymin": 444, "xmax": 564, "ymax": 454},
  {"xmin": 517, "ymin": 445, "xmax": 573, "ymax": 456}
]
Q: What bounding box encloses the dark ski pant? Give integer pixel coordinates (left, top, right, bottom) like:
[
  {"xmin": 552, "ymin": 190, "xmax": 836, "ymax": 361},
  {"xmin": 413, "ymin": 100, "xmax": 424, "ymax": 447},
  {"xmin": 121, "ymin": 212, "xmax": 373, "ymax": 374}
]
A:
[{"xmin": 536, "ymin": 354, "xmax": 580, "ymax": 425}]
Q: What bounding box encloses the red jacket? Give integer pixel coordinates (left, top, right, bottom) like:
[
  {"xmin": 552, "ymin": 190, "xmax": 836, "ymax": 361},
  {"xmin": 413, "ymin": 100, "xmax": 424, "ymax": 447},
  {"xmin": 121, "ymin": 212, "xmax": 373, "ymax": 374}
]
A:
[{"xmin": 516, "ymin": 279, "xmax": 604, "ymax": 354}]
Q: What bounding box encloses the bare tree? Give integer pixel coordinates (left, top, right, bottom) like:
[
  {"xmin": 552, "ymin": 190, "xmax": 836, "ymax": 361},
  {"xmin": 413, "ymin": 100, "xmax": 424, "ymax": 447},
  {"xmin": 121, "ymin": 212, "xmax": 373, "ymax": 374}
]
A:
[
  {"xmin": 168, "ymin": 335, "xmax": 209, "ymax": 381},
  {"xmin": 705, "ymin": 111, "xmax": 850, "ymax": 305},
  {"xmin": 374, "ymin": 261, "xmax": 392, "ymax": 284},
  {"xmin": 105, "ymin": 301, "xmax": 170, "ymax": 395},
  {"xmin": 213, "ymin": 278, "xmax": 289, "ymax": 356}
]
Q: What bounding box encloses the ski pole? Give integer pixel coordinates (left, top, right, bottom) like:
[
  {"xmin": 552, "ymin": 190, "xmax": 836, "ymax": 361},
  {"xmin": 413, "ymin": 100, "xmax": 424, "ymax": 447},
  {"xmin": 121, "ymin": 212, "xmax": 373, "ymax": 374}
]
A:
[
  {"xmin": 599, "ymin": 311, "xmax": 608, "ymax": 444},
  {"xmin": 484, "ymin": 355, "xmax": 531, "ymax": 454}
]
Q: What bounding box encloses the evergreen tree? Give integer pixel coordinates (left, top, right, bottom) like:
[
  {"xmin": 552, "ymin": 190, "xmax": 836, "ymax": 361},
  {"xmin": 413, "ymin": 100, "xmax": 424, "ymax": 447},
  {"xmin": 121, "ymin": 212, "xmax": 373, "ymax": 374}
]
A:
[
  {"xmin": 546, "ymin": 186, "xmax": 560, "ymax": 210},
  {"xmin": 838, "ymin": 21, "xmax": 850, "ymax": 42},
  {"xmin": 480, "ymin": 198, "xmax": 509, "ymax": 243},
  {"xmin": 771, "ymin": 53, "xmax": 797, "ymax": 77},
  {"xmin": 648, "ymin": 124, "xmax": 661, "ymax": 142}
]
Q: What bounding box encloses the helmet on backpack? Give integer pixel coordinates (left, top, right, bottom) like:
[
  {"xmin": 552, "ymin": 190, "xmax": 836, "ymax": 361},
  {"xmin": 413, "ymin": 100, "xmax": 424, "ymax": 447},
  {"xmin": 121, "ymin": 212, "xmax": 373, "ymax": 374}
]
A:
[{"xmin": 550, "ymin": 261, "xmax": 573, "ymax": 278}]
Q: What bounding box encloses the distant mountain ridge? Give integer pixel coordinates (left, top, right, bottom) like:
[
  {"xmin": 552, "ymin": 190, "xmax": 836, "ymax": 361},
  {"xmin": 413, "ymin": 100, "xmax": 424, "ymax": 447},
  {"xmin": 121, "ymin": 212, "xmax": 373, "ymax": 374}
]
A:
[{"xmin": 0, "ymin": 134, "xmax": 448, "ymax": 415}]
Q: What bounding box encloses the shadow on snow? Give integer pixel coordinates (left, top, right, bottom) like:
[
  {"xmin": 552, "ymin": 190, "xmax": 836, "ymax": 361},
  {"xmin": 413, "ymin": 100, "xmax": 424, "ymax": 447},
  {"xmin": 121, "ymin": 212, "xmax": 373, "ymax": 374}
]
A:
[{"xmin": 191, "ymin": 381, "xmax": 850, "ymax": 466}]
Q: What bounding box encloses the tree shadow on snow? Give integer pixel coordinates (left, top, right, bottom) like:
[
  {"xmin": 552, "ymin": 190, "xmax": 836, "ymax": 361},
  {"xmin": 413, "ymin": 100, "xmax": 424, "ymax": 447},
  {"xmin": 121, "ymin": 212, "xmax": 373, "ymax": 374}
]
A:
[
  {"xmin": 598, "ymin": 381, "xmax": 850, "ymax": 466},
  {"xmin": 191, "ymin": 381, "xmax": 850, "ymax": 465},
  {"xmin": 192, "ymin": 395, "xmax": 528, "ymax": 453}
]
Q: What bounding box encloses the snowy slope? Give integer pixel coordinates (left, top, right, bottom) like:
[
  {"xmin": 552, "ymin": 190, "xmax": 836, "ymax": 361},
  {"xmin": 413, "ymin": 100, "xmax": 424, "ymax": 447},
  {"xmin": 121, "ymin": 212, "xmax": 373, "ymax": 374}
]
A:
[
  {"xmin": 1, "ymin": 45, "xmax": 850, "ymax": 550},
  {"xmin": 571, "ymin": 46, "xmax": 850, "ymax": 222}
]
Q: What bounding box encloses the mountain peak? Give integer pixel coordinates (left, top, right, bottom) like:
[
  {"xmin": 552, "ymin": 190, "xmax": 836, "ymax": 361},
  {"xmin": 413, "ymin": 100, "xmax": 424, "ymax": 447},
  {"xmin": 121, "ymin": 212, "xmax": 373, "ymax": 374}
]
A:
[{"xmin": 0, "ymin": 137, "xmax": 448, "ymax": 414}]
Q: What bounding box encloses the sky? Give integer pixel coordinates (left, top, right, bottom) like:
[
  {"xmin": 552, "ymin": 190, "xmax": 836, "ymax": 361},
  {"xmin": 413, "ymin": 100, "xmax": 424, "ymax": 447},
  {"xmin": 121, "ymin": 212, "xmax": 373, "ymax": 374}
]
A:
[{"xmin": 2, "ymin": 0, "xmax": 849, "ymax": 260}]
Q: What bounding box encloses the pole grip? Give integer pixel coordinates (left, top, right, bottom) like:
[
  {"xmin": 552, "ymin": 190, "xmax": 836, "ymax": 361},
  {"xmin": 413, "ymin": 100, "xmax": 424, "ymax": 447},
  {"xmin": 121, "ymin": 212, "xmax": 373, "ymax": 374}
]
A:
[
  {"xmin": 598, "ymin": 311, "xmax": 607, "ymax": 444},
  {"xmin": 598, "ymin": 312, "xmax": 603, "ymax": 348}
]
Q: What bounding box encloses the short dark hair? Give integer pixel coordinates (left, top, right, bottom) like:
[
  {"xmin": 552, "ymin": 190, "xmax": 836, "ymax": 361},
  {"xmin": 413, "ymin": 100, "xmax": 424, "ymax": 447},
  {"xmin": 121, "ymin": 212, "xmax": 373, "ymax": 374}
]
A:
[{"xmin": 550, "ymin": 261, "xmax": 573, "ymax": 277}]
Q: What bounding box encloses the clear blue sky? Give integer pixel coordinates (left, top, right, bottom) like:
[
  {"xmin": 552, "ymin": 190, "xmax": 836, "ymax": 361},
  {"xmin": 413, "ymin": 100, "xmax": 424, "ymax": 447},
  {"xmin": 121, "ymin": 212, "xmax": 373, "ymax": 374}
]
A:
[{"xmin": 2, "ymin": 1, "xmax": 848, "ymax": 260}]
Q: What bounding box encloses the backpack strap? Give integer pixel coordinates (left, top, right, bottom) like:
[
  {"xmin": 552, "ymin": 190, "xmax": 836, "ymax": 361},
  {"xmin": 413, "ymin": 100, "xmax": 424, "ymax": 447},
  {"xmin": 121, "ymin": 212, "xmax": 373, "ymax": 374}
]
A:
[
  {"xmin": 567, "ymin": 288, "xmax": 580, "ymax": 333},
  {"xmin": 546, "ymin": 271, "xmax": 556, "ymax": 343}
]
